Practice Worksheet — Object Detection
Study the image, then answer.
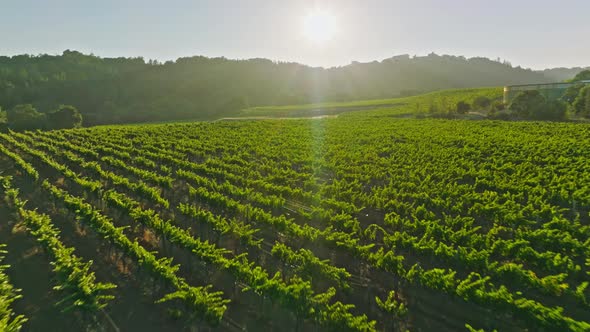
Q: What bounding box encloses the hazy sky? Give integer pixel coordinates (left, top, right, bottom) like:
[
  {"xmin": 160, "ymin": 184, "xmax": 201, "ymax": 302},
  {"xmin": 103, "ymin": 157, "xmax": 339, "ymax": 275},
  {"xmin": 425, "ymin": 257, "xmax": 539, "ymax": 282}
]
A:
[{"xmin": 2, "ymin": 0, "xmax": 589, "ymax": 69}]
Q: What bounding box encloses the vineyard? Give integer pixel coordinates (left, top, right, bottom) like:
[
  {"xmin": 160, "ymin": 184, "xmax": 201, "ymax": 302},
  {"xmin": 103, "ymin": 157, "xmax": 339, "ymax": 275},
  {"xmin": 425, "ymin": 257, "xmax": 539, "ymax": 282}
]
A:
[{"xmin": 0, "ymin": 104, "xmax": 589, "ymax": 331}]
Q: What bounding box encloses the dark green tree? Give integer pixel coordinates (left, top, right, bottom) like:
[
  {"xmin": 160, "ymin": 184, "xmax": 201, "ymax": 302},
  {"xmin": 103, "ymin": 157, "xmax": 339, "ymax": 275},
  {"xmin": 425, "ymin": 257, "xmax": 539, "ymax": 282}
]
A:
[
  {"xmin": 47, "ymin": 105, "xmax": 83, "ymax": 129},
  {"xmin": 456, "ymin": 101, "xmax": 471, "ymax": 114},
  {"xmin": 217, "ymin": 96, "xmax": 250, "ymax": 114},
  {"xmin": 472, "ymin": 96, "xmax": 491, "ymax": 110},
  {"xmin": 561, "ymin": 83, "xmax": 585, "ymax": 104},
  {"xmin": 509, "ymin": 91, "xmax": 546, "ymax": 119},
  {"xmin": 572, "ymin": 85, "xmax": 590, "ymax": 117},
  {"xmin": 0, "ymin": 107, "xmax": 7, "ymax": 133},
  {"xmin": 7, "ymin": 104, "xmax": 46, "ymax": 131},
  {"xmin": 536, "ymin": 100, "xmax": 567, "ymax": 120},
  {"xmin": 571, "ymin": 70, "xmax": 590, "ymax": 82},
  {"xmin": 510, "ymin": 91, "xmax": 566, "ymax": 120},
  {"xmin": 491, "ymin": 100, "xmax": 505, "ymax": 112},
  {"xmin": 428, "ymin": 103, "xmax": 439, "ymax": 114}
]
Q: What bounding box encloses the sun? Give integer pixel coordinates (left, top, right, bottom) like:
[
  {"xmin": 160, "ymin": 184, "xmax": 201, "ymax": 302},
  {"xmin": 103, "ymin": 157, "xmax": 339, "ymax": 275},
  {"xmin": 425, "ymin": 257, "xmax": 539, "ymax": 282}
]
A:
[{"xmin": 302, "ymin": 9, "xmax": 338, "ymax": 44}]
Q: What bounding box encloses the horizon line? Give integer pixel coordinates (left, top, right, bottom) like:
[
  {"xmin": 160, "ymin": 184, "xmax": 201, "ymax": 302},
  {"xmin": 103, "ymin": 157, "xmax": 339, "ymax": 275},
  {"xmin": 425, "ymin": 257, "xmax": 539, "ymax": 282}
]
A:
[{"xmin": 2, "ymin": 49, "xmax": 589, "ymax": 72}]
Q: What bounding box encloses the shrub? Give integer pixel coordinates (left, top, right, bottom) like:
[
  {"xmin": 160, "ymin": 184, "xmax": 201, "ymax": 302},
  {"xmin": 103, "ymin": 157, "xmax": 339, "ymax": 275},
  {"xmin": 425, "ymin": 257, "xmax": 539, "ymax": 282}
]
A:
[
  {"xmin": 7, "ymin": 104, "xmax": 46, "ymax": 131},
  {"xmin": 47, "ymin": 105, "xmax": 83, "ymax": 129},
  {"xmin": 488, "ymin": 110, "xmax": 511, "ymax": 121},
  {"xmin": 561, "ymin": 83, "xmax": 585, "ymax": 104},
  {"xmin": 472, "ymin": 96, "xmax": 492, "ymax": 110},
  {"xmin": 509, "ymin": 91, "xmax": 566, "ymax": 121},
  {"xmin": 571, "ymin": 69, "xmax": 590, "ymax": 82},
  {"xmin": 491, "ymin": 100, "xmax": 505, "ymax": 112},
  {"xmin": 456, "ymin": 101, "xmax": 471, "ymax": 114},
  {"xmin": 536, "ymin": 100, "xmax": 567, "ymax": 121},
  {"xmin": 572, "ymin": 85, "xmax": 590, "ymax": 118},
  {"xmin": 509, "ymin": 91, "xmax": 546, "ymax": 119}
]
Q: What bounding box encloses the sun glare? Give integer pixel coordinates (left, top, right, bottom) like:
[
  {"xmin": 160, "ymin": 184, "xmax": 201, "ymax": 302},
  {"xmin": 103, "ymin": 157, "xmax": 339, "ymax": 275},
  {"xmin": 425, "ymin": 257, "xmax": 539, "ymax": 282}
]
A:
[{"xmin": 302, "ymin": 9, "xmax": 338, "ymax": 44}]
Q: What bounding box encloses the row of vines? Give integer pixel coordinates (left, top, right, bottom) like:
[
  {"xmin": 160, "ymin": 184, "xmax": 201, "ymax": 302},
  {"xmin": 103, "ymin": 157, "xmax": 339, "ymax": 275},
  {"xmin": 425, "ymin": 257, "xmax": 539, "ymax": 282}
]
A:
[{"xmin": 0, "ymin": 115, "xmax": 588, "ymax": 331}]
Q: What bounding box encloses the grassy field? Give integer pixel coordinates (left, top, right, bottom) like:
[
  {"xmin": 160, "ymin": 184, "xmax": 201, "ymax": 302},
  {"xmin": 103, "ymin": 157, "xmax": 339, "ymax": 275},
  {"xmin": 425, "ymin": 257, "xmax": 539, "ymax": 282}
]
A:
[
  {"xmin": 0, "ymin": 88, "xmax": 589, "ymax": 332},
  {"xmin": 241, "ymin": 87, "xmax": 503, "ymax": 118}
]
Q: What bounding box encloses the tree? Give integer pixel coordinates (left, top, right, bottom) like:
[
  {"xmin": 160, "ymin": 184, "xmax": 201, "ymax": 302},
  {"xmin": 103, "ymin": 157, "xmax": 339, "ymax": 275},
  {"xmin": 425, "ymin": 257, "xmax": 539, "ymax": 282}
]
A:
[
  {"xmin": 47, "ymin": 105, "xmax": 83, "ymax": 129},
  {"xmin": 572, "ymin": 70, "xmax": 590, "ymax": 82},
  {"xmin": 428, "ymin": 103, "xmax": 439, "ymax": 114},
  {"xmin": 472, "ymin": 96, "xmax": 491, "ymax": 110},
  {"xmin": 456, "ymin": 101, "xmax": 471, "ymax": 114},
  {"xmin": 561, "ymin": 83, "xmax": 585, "ymax": 104},
  {"xmin": 572, "ymin": 85, "xmax": 590, "ymax": 118},
  {"xmin": 217, "ymin": 96, "xmax": 249, "ymax": 114},
  {"xmin": 509, "ymin": 91, "xmax": 546, "ymax": 119},
  {"xmin": 0, "ymin": 107, "xmax": 7, "ymax": 133},
  {"xmin": 491, "ymin": 100, "xmax": 505, "ymax": 112},
  {"xmin": 536, "ymin": 100, "xmax": 567, "ymax": 121},
  {"xmin": 7, "ymin": 104, "xmax": 46, "ymax": 131},
  {"xmin": 509, "ymin": 90, "xmax": 566, "ymax": 121}
]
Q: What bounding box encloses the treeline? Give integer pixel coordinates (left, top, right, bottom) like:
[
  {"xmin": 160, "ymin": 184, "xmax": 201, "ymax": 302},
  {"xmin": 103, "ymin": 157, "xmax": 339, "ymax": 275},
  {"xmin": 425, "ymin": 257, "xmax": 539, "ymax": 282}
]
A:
[
  {"xmin": 0, "ymin": 104, "xmax": 82, "ymax": 132},
  {"xmin": 502, "ymin": 70, "xmax": 590, "ymax": 121},
  {"xmin": 427, "ymin": 70, "xmax": 590, "ymax": 121},
  {"xmin": 539, "ymin": 66, "xmax": 590, "ymax": 82},
  {"xmin": 0, "ymin": 50, "xmax": 576, "ymax": 125}
]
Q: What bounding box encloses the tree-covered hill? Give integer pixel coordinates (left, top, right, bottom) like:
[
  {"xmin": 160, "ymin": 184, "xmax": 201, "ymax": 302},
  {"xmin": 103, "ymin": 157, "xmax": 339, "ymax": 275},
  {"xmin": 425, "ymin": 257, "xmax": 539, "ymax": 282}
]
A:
[
  {"xmin": 0, "ymin": 50, "xmax": 585, "ymax": 125},
  {"xmin": 539, "ymin": 67, "xmax": 590, "ymax": 82}
]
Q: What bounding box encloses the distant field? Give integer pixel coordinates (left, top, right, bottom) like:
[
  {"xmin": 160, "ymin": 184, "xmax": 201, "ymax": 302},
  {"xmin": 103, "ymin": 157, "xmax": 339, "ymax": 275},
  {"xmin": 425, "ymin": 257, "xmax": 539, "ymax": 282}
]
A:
[
  {"xmin": 241, "ymin": 87, "xmax": 503, "ymax": 118},
  {"xmin": 0, "ymin": 86, "xmax": 589, "ymax": 332}
]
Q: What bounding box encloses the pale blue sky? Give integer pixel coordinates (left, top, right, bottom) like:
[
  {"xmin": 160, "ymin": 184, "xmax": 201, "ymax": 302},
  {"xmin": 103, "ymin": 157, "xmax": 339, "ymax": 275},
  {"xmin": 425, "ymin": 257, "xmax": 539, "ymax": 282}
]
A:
[{"xmin": 1, "ymin": 0, "xmax": 588, "ymax": 69}]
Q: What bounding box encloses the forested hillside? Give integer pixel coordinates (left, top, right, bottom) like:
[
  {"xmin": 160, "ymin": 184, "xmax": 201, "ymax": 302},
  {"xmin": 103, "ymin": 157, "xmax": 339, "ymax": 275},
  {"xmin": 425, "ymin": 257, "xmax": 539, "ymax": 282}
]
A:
[
  {"xmin": 540, "ymin": 67, "xmax": 590, "ymax": 82},
  {"xmin": 0, "ymin": 50, "xmax": 583, "ymax": 125}
]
